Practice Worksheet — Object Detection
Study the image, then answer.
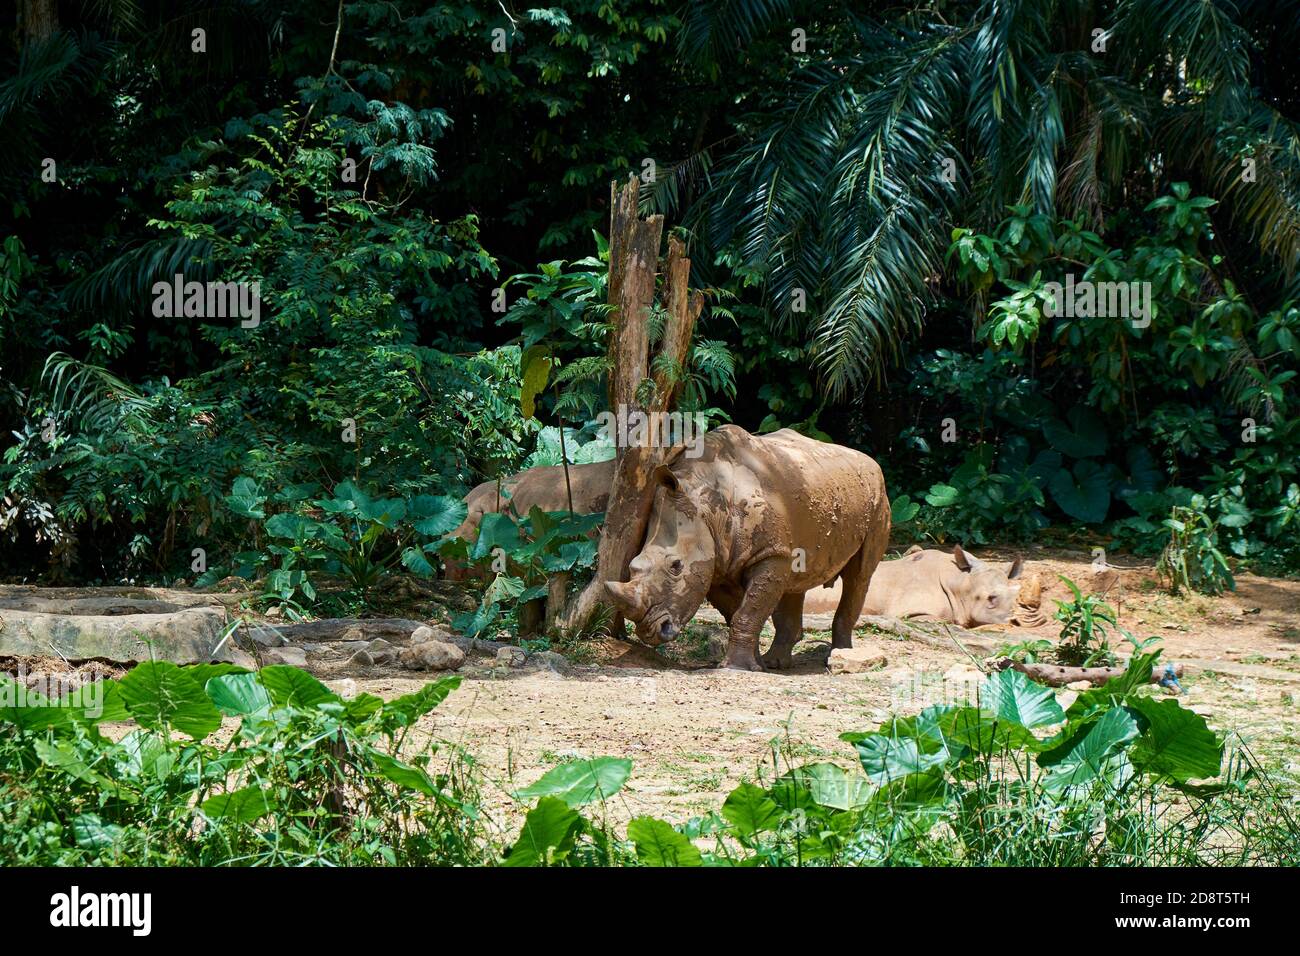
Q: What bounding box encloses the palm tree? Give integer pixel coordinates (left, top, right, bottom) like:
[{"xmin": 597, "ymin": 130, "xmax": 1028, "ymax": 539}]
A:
[{"xmin": 666, "ymin": 0, "xmax": 1300, "ymax": 398}]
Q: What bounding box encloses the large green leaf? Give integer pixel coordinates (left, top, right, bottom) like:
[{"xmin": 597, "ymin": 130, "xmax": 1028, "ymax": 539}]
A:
[
  {"xmin": 520, "ymin": 345, "xmax": 553, "ymax": 420},
  {"xmin": 1049, "ymin": 459, "xmax": 1112, "ymax": 523},
  {"xmin": 0, "ymin": 677, "xmax": 75, "ymax": 731},
  {"xmin": 1066, "ymin": 652, "xmax": 1161, "ymax": 719},
  {"xmin": 627, "ymin": 817, "xmax": 704, "ymax": 866},
  {"xmin": 981, "ymin": 669, "xmax": 1064, "ymax": 728},
  {"xmin": 367, "ymin": 750, "xmax": 466, "ymax": 811},
  {"xmin": 1039, "ymin": 706, "xmax": 1139, "ymax": 793},
  {"xmin": 226, "ymin": 476, "xmax": 266, "ymax": 519},
  {"xmin": 118, "ymin": 662, "xmax": 223, "ymax": 739},
  {"xmin": 35, "ymin": 739, "xmax": 119, "ymax": 790},
  {"xmin": 258, "ymin": 666, "xmax": 339, "ymax": 710},
  {"xmin": 201, "ymin": 786, "xmax": 277, "ymax": 824},
  {"xmin": 1043, "ymin": 407, "xmax": 1107, "ymax": 458},
  {"xmin": 792, "ymin": 762, "xmax": 874, "ymax": 810},
  {"xmin": 720, "ymin": 782, "xmax": 783, "ymax": 836},
  {"xmin": 410, "ymin": 494, "xmax": 467, "ymax": 538},
  {"xmin": 206, "ymin": 673, "xmax": 272, "ymax": 716},
  {"xmin": 73, "ymin": 814, "xmax": 126, "ymax": 851},
  {"xmin": 504, "ymin": 796, "xmax": 583, "ymax": 867},
  {"xmin": 512, "ymin": 757, "xmax": 632, "ymax": 807},
  {"xmin": 471, "ymin": 511, "xmax": 521, "ymax": 560},
  {"xmin": 181, "ymin": 663, "xmax": 251, "ymax": 690},
  {"xmin": 113, "ymin": 730, "xmax": 176, "ymax": 781},
  {"xmin": 1126, "ymin": 697, "xmax": 1223, "ymax": 782}
]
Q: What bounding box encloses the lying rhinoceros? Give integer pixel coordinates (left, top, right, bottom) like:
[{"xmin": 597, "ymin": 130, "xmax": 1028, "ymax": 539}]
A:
[
  {"xmin": 604, "ymin": 425, "xmax": 890, "ymax": 671},
  {"xmin": 859, "ymin": 545, "xmax": 1024, "ymax": 626}
]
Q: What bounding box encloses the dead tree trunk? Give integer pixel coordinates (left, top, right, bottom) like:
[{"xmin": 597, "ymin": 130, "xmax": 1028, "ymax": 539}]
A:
[{"xmin": 562, "ymin": 175, "xmax": 703, "ymax": 636}]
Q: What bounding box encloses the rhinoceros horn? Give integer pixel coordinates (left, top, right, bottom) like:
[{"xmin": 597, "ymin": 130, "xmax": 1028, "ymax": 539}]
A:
[{"xmin": 604, "ymin": 580, "xmax": 647, "ymax": 619}]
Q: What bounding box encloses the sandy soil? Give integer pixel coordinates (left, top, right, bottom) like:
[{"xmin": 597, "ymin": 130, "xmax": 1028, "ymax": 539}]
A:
[
  {"xmin": 359, "ymin": 549, "xmax": 1300, "ymax": 826},
  {"xmin": 7, "ymin": 550, "xmax": 1297, "ymax": 828}
]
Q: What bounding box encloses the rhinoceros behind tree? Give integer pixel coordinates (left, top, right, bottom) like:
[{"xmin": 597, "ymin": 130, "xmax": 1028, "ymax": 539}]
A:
[
  {"xmin": 450, "ymin": 458, "xmax": 617, "ymax": 545},
  {"xmin": 604, "ymin": 425, "xmax": 891, "ymax": 671}
]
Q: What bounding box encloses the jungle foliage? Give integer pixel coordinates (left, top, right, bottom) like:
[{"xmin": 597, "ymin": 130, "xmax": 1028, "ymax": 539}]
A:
[
  {"xmin": 2, "ymin": 654, "xmax": 1294, "ymax": 865},
  {"xmin": 3, "ymin": 0, "xmax": 1300, "ymax": 589}
]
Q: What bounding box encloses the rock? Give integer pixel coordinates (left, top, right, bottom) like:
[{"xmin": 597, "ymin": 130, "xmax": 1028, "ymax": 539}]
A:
[
  {"xmin": 942, "ymin": 663, "xmax": 983, "ymax": 684},
  {"xmin": 528, "ymin": 650, "xmax": 572, "ymax": 675},
  {"xmin": 446, "ymin": 635, "xmax": 508, "ymax": 655},
  {"xmin": 246, "ymin": 623, "xmax": 287, "ymax": 648},
  {"xmin": 827, "ymin": 645, "xmax": 888, "ymax": 675},
  {"xmin": 1066, "ymin": 679, "xmax": 1093, "ymax": 691},
  {"xmin": 270, "ymin": 618, "xmax": 424, "ymax": 644},
  {"xmin": 347, "ymin": 649, "xmax": 374, "ymax": 667},
  {"xmin": 0, "ymin": 605, "xmax": 234, "ymax": 665},
  {"xmin": 411, "ymin": 623, "xmax": 454, "ymax": 645},
  {"xmin": 365, "ymin": 638, "xmax": 398, "ymax": 664},
  {"xmin": 265, "ymin": 605, "xmax": 283, "ymax": 620},
  {"xmin": 264, "ymin": 645, "xmax": 308, "ymax": 668},
  {"xmin": 229, "ymin": 648, "xmax": 258, "ymax": 670},
  {"xmin": 496, "ymin": 646, "xmax": 527, "ymax": 668},
  {"xmin": 326, "ymin": 678, "xmax": 358, "ymax": 698},
  {"xmin": 398, "ymin": 641, "xmax": 465, "ymax": 672}
]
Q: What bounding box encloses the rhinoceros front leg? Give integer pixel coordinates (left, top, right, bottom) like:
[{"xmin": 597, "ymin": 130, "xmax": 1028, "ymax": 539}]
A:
[
  {"xmin": 724, "ymin": 557, "xmax": 790, "ymax": 672},
  {"xmin": 760, "ymin": 591, "xmax": 804, "ymax": 670}
]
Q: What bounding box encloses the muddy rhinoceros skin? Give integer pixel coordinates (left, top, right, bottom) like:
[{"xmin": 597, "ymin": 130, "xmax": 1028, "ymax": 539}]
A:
[
  {"xmin": 605, "ymin": 425, "xmax": 890, "ymax": 672},
  {"xmin": 450, "ymin": 458, "xmax": 616, "ymax": 544}
]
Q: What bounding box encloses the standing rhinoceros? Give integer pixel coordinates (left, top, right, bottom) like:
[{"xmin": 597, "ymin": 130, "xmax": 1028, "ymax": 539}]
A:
[
  {"xmin": 859, "ymin": 545, "xmax": 1023, "ymax": 626},
  {"xmin": 604, "ymin": 425, "xmax": 890, "ymax": 671},
  {"xmin": 445, "ymin": 458, "xmax": 616, "ymax": 581},
  {"xmin": 449, "ymin": 458, "xmax": 617, "ymax": 544}
]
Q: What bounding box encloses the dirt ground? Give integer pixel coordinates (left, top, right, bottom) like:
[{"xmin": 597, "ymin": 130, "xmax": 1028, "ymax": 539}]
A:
[
  {"xmin": 362, "ymin": 548, "xmax": 1300, "ymax": 827},
  {"xmin": 7, "ymin": 549, "xmax": 1298, "ymax": 829}
]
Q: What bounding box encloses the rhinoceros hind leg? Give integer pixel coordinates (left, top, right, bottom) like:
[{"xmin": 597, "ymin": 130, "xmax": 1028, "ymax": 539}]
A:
[
  {"xmin": 833, "ymin": 540, "xmax": 884, "ymax": 649},
  {"xmin": 761, "ymin": 591, "xmax": 804, "ymax": 669}
]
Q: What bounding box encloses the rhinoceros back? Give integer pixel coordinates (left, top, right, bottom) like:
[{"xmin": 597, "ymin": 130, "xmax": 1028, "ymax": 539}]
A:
[{"xmin": 680, "ymin": 425, "xmax": 889, "ymax": 584}]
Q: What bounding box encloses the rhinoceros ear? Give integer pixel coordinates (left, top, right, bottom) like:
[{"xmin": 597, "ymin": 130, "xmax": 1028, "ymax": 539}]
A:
[
  {"xmin": 1007, "ymin": 556, "xmax": 1024, "ymax": 579},
  {"xmin": 605, "ymin": 580, "xmax": 646, "ymax": 617},
  {"xmin": 953, "ymin": 544, "xmax": 973, "ymax": 572},
  {"xmin": 652, "ymin": 464, "xmax": 682, "ymax": 494}
]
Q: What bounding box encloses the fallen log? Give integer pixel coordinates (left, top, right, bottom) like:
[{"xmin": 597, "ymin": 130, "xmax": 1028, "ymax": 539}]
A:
[{"xmin": 993, "ymin": 658, "xmax": 1184, "ymax": 687}]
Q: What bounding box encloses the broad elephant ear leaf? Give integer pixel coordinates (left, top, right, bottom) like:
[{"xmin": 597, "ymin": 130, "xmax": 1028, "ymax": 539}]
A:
[
  {"xmin": 504, "ymin": 796, "xmax": 583, "ymax": 867},
  {"xmin": 410, "ymin": 494, "xmax": 467, "ymax": 537},
  {"xmin": 981, "ymin": 668, "xmax": 1064, "ymax": 728},
  {"xmin": 1038, "ymin": 706, "xmax": 1139, "ymax": 793},
  {"xmin": 118, "ymin": 661, "xmax": 223, "ymax": 739},
  {"xmin": 1043, "ymin": 407, "xmax": 1108, "ymax": 458},
  {"xmin": 1049, "ymin": 460, "xmax": 1112, "ymax": 523},
  {"xmin": 512, "ymin": 757, "xmax": 632, "ymax": 807},
  {"xmin": 258, "ymin": 666, "xmax": 339, "ymax": 710},
  {"xmin": 201, "ymin": 786, "xmax": 277, "ymax": 824},
  {"xmin": 471, "ymin": 511, "xmax": 521, "ymax": 560},
  {"xmin": 1126, "ymin": 696, "xmax": 1223, "ymax": 782},
  {"xmin": 627, "ymin": 817, "xmax": 703, "ymax": 866},
  {"xmin": 720, "ymin": 781, "xmax": 783, "ymax": 836},
  {"xmin": 206, "ymin": 672, "xmax": 272, "ymax": 716}
]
